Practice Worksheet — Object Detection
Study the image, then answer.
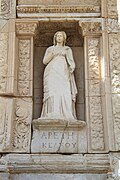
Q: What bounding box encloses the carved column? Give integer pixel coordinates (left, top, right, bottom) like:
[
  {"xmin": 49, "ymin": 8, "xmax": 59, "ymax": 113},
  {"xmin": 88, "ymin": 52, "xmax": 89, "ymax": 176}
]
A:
[
  {"xmin": 11, "ymin": 20, "xmax": 38, "ymax": 153},
  {"xmin": 79, "ymin": 20, "xmax": 108, "ymax": 153},
  {"xmin": 107, "ymin": 19, "xmax": 120, "ymax": 151}
]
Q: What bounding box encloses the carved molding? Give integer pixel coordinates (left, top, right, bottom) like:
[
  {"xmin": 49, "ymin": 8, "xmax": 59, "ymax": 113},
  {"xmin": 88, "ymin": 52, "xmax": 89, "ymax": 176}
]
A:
[
  {"xmin": 79, "ymin": 21, "xmax": 102, "ymax": 36},
  {"xmin": 12, "ymin": 98, "xmax": 32, "ymax": 152},
  {"xmin": 0, "ymin": 33, "xmax": 8, "ymax": 93},
  {"xmin": 18, "ymin": 0, "xmax": 100, "ymax": 6},
  {"xmin": 1, "ymin": 154, "xmax": 110, "ymax": 173},
  {"xmin": 16, "ymin": 21, "xmax": 39, "ymax": 35},
  {"xmin": 17, "ymin": 5, "xmax": 100, "ymax": 14}
]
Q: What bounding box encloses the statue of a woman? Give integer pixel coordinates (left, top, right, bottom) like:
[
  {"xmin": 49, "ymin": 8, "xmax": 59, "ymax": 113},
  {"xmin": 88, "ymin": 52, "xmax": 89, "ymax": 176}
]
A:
[{"xmin": 40, "ymin": 31, "xmax": 78, "ymax": 121}]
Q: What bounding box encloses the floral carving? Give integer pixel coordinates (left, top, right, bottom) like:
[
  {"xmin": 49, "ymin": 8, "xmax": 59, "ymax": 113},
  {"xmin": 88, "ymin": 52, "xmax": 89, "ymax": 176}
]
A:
[
  {"xmin": 90, "ymin": 97, "xmax": 104, "ymax": 150},
  {"xmin": 109, "ymin": 35, "xmax": 120, "ymax": 94},
  {"xmin": 12, "ymin": 98, "xmax": 32, "ymax": 152},
  {"xmin": 107, "ymin": 0, "xmax": 117, "ymax": 19},
  {"xmin": 107, "ymin": 19, "xmax": 120, "ymax": 33},
  {"xmin": 87, "ymin": 38, "xmax": 104, "ymax": 151},
  {"xmin": 17, "ymin": 39, "xmax": 31, "ymax": 96},
  {"xmin": 1, "ymin": 0, "xmax": 10, "ymax": 14},
  {"xmin": 79, "ymin": 22, "xmax": 102, "ymax": 36},
  {"xmin": 16, "ymin": 22, "xmax": 38, "ymax": 35},
  {"xmin": 88, "ymin": 38, "xmax": 100, "ymax": 79},
  {"xmin": 0, "ymin": 33, "xmax": 8, "ymax": 93},
  {"xmin": 109, "ymin": 34, "xmax": 120, "ymax": 150}
]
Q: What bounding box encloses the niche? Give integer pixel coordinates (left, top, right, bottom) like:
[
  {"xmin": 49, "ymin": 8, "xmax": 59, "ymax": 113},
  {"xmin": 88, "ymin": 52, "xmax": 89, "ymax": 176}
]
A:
[{"xmin": 33, "ymin": 21, "xmax": 85, "ymax": 121}]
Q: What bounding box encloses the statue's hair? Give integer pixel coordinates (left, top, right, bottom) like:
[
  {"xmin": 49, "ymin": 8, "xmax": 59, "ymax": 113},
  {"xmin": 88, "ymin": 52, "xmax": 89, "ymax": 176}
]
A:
[{"xmin": 53, "ymin": 31, "xmax": 67, "ymax": 46}]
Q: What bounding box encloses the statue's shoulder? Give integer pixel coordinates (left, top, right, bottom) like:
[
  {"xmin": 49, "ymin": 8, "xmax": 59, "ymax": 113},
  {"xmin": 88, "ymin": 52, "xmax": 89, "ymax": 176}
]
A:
[
  {"xmin": 64, "ymin": 46, "xmax": 71, "ymax": 50},
  {"xmin": 46, "ymin": 46, "xmax": 54, "ymax": 51}
]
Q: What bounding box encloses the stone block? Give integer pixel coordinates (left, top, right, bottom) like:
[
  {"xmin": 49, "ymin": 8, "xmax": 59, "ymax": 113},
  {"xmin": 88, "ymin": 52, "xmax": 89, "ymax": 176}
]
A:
[{"xmin": 31, "ymin": 119, "xmax": 87, "ymax": 153}]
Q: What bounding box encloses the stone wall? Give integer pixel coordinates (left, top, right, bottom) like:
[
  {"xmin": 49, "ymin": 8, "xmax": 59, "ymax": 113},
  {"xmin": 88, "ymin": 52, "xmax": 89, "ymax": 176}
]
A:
[{"xmin": 0, "ymin": 0, "xmax": 120, "ymax": 179}]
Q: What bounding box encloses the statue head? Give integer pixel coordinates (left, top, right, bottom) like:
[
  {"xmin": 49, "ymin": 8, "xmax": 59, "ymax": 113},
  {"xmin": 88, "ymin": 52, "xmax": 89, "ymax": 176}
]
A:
[{"xmin": 53, "ymin": 31, "xmax": 67, "ymax": 46}]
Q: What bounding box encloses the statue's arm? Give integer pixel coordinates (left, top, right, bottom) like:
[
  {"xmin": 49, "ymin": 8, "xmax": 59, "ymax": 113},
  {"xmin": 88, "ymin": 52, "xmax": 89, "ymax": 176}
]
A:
[
  {"xmin": 43, "ymin": 47, "xmax": 54, "ymax": 65},
  {"xmin": 66, "ymin": 47, "xmax": 75, "ymax": 73}
]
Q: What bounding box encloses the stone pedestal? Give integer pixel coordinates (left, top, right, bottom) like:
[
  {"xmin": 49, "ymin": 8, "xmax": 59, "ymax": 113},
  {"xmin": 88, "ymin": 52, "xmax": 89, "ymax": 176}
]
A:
[{"xmin": 31, "ymin": 119, "xmax": 87, "ymax": 153}]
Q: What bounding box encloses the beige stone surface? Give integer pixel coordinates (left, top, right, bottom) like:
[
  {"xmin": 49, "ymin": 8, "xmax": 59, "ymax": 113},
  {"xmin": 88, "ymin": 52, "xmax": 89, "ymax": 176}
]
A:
[
  {"xmin": 109, "ymin": 34, "xmax": 120, "ymax": 151},
  {"xmin": 12, "ymin": 98, "xmax": 32, "ymax": 153},
  {"xmin": 18, "ymin": 0, "xmax": 101, "ymax": 6},
  {"xmin": 0, "ymin": 97, "xmax": 14, "ymax": 152},
  {"xmin": 31, "ymin": 119, "xmax": 87, "ymax": 153},
  {"xmin": 0, "ymin": 153, "xmax": 110, "ymax": 173},
  {"xmin": 10, "ymin": 174, "xmax": 107, "ymax": 180}
]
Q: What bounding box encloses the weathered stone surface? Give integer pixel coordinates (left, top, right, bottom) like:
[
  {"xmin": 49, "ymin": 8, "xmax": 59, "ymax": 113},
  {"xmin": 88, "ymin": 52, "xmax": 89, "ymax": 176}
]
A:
[
  {"xmin": 17, "ymin": 39, "xmax": 32, "ymax": 96},
  {"xmin": 0, "ymin": 97, "xmax": 13, "ymax": 152},
  {"xmin": 12, "ymin": 98, "xmax": 32, "ymax": 153},
  {"xmin": 107, "ymin": 0, "xmax": 117, "ymax": 19},
  {"xmin": 85, "ymin": 37, "xmax": 105, "ymax": 152},
  {"xmin": 109, "ymin": 34, "xmax": 120, "ymax": 151},
  {"xmin": 0, "ymin": 0, "xmax": 16, "ymax": 19},
  {"xmin": 10, "ymin": 174, "xmax": 107, "ymax": 180},
  {"xmin": 31, "ymin": 119, "xmax": 87, "ymax": 153},
  {"xmin": 0, "ymin": 154, "xmax": 110, "ymax": 174},
  {"xmin": 18, "ymin": 0, "xmax": 101, "ymax": 6},
  {"xmin": 0, "ymin": 33, "xmax": 8, "ymax": 93},
  {"xmin": 109, "ymin": 34, "xmax": 120, "ymax": 94}
]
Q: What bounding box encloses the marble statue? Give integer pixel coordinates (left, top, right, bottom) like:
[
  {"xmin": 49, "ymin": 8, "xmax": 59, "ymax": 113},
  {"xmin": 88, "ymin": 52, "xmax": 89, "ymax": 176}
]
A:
[{"xmin": 40, "ymin": 31, "xmax": 78, "ymax": 121}]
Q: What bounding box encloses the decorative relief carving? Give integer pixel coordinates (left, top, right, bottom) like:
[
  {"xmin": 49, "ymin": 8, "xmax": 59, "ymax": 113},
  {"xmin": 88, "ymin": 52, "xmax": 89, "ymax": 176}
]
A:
[
  {"xmin": 12, "ymin": 98, "xmax": 32, "ymax": 152},
  {"xmin": 88, "ymin": 38, "xmax": 100, "ymax": 79},
  {"xmin": 0, "ymin": 0, "xmax": 10, "ymax": 15},
  {"xmin": 16, "ymin": 22, "xmax": 38, "ymax": 35},
  {"xmin": 0, "ymin": 33, "xmax": 8, "ymax": 93},
  {"xmin": 109, "ymin": 35, "xmax": 120, "ymax": 94},
  {"xmin": 17, "ymin": 39, "xmax": 31, "ymax": 96},
  {"xmin": 0, "ymin": 100, "xmax": 6, "ymax": 150},
  {"xmin": 87, "ymin": 38, "xmax": 104, "ymax": 151},
  {"xmin": 17, "ymin": 5, "xmax": 100, "ymax": 14},
  {"xmin": 107, "ymin": 19, "xmax": 120, "ymax": 33},
  {"xmin": 0, "ymin": 98, "xmax": 13, "ymax": 152},
  {"xmin": 79, "ymin": 21, "xmax": 102, "ymax": 36},
  {"xmin": 107, "ymin": 0, "xmax": 117, "ymax": 19},
  {"xmin": 109, "ymin": 34, "xmax": 120, "ymax": 150},
  {"xmin": 89, "ymin": 97, "xmax": 104, "ymax": 150}
]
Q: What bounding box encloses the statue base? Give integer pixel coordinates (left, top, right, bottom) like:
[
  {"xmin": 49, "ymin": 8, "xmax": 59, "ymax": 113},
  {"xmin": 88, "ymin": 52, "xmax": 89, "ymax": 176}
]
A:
[{"xmin": 31, "ymin": 119, "xmax": 87, "ymax": 153}]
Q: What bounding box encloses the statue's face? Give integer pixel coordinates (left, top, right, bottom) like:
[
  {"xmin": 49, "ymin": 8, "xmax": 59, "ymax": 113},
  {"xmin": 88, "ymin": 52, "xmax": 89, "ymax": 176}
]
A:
[{"xmin": 56, "ymin": 32, "xmax": 64, "ymax": 44}]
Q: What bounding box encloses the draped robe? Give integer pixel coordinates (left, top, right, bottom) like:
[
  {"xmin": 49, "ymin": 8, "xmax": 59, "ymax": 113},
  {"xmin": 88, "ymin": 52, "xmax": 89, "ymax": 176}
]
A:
[{"xmin": 40, "ymin": 46, "xmax": 77, "ymax": 121}]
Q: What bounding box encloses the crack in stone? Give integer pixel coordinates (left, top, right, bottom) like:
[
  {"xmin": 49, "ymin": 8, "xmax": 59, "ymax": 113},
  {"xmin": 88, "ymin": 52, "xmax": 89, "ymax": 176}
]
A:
[{"xmin": 56, "ymin": 121, "xmax": 69, "ymax": 153}]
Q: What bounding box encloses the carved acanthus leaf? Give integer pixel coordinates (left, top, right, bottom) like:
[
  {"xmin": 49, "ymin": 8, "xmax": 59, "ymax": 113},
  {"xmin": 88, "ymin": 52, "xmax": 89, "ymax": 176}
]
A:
[
  {"xmin": 16, "ymin": 22, "xmax": 38, "ymax": 35},
  {"xmin": 79, "ymin": 21, "xmax": 102, "ymax": 36}
]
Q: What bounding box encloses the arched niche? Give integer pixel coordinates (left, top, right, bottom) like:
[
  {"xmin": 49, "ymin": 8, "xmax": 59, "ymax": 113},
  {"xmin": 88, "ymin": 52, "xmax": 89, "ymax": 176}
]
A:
[{"xmin": 33, "ymin": 21, "xmax": 85, "ymax": 121}]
